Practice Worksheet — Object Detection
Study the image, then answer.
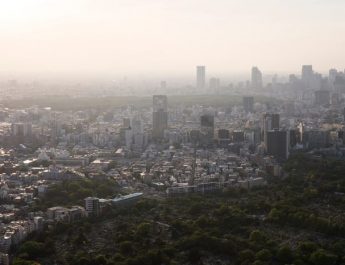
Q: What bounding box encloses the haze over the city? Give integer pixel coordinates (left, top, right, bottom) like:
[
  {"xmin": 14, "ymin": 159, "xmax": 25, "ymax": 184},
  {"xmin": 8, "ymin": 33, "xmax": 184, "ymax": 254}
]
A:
[
  {"xmin": 2, "ymin": 1, "xmax": 345, "ymax": 265},
  {"xmin": 1, "ymin": 0, "xmax": 345, "ymax": 79}
]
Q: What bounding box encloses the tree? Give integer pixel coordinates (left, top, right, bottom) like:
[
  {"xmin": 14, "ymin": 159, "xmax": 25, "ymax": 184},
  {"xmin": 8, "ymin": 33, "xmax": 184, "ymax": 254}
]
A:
[
  {"xmin": 77, "ymin": 257, "xmax": 91, "ymax": 265},
  {"xmin": 120, "ymin": 241, "xmax": 133, "ymax": 256},
  {"xmin": 276, "ymin": 245, "xmax": 293, "ymax": 263},
  {"xmin": 239, "ymin": 249, "xmax": 255, "ymax": 262},
  {"xmin": 309, "ymin": 249, "xmax": 337, "ymax": 265},
  {"xmin": 188, "ymin": 248, "xmax": 202, "ymax": 263},
  {"xmin": 136, "ymin": 222, "xmax": 151, "ymax": 237},
  {"xmin": 297, "ymin": 241, "xmax": 318, "ymax": 259},
  {"xmin": 12, "ymin": 259, "xmax": 40, "ymax": 265},
  {"xmin": 93, "ymin": 255, "xmax": 108, "ymax": 265},
  {"xmin": 18, "ymin": 241, "xmax": 45, "ymax": 259},
  {"xmin": 255, "ymin": 249, "xmax": 272, "ymax": 262},
  {"xmin": 249, "ymin": 230, "xmax": 266, "ymax": 244}
]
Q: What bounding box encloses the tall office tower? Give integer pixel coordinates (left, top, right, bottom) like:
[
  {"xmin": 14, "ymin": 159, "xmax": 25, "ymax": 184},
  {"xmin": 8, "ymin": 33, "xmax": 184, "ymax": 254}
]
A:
[
  {"xmin": 297, "ymin": 122, "xmax": 305, "ymax": 143},
  {"xmin": 11, "ymin": 123, "xmax": 32, "ymax": 137},
  {"xmin": 218, "ymin": 129, "xmax": 230, "ymax": 148},
  {"xmin": 302, "ymin": 65, "xmax": 314, "ymax": 88},
  {"xmin": 200, "ymin": 114, "xmax": 214, "ymax": 144},
  {"xmin": 266, "ymin": 130, "xmax": 289, "ymax": 161},
  {"xmin": 314, "ymin": 90, "xmax": 330, "ymax": 105},
  {"xmin": 262, "ymin": 114, "xmax": 272, "ymax": 151},
  {"xmin": 262, "ymin": 113, "xmax": 280, "ymax": 151},
  {"xmin": 196, "ymin": 66, "xmax": 206, "ymax": 90},
  {"xmin": 209, "ymin": 77, "xmax": 220, "ymax": 92},
  {"xmin": 329, "ymin": 69, "xmax": 338, "ymax": 89},
  {"xmin": 251, "ymin": 66, "xmax": 263, "ymax": 89},
  {"xmin": 243, "ymin": 96, "xmax": 254, "ymax": 113},
  {"xmin": 334, "ymin": 75, "xmax": 345, "ymax": 94},
  {"xmin": 271, "ymin": 114, "xmax": 280, "ymax": 130},
  {"xmin": 152, "ymin": 95, "xmax": 168, "ymax": 140},
  {"xmin": 131, "ymin": 117, "xmax": 146, "ymax": 151},
  {"xmin": 262, "ymin": 113, "xmax": 280, "ymax": 134},
  {"xmin": 289, "ymin": 129, "xmax": 298, "ymax": 148}
]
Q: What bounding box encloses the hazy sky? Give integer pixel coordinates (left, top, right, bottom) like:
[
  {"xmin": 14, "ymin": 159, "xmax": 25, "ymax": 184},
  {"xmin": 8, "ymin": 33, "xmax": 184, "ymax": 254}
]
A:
[{"xmin": 0, "ymin": 0, "xmax": 344, "ymax": 78}]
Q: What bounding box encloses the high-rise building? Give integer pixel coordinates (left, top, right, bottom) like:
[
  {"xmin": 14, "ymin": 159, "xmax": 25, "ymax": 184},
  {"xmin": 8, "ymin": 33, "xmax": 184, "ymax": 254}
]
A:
[
  {"xmin": 243, "ymin": 96, "xmax": 254, "ymax": 113},
  {"xmin": 297, "ymin": 122, "xmax": 304, "ymax": 143},
  {"xmin": 200, "ymin": 114, "xmax": 214, "ymax": 145},
  {"xmin": 271, "ymin": 114, "xmax": 280, "ymax": 130},
  {"xmin": 262, "ymin": 113, "xmax": 280, "ymax": 151},
  {"xmin": 84, "ymin": 197, "xmax": 100, "ymax": 217},
  {"xmin": 302, "ymin": 65, "xmax": 313, "ymax": 78},
  {"xmin": 251, "ymin": 67, "xmax": 263, "ymax": 89},
  {"xmin": 152, "ymin": 95, "xmax": 168, "ymax": 140},
  {"xmin": 266, "ymin": 130, "xmax": 289, "ymax": 160},
  {"xmin": 11, "ymin": 123, "xmax": 32, "ymax": 137},
  {"xmin": 302, "ymin": 65, "xmax": 314, "ymax": 88},
  {"xmin": 289, "ymin": 129, "xmax": 298, "ymax": 148},
  {"xmin": 304, "ymin": 130, "xmax": 330, "ymax": 149},
  {"xmin": 217, "ymin": 129, "xmax": 230, "ymax": 148},
  {"xmin": 334, "ymin": 75, "xmax": 345, "ymax": 94},
  {"xmin": 329, "ymin": 69, "xmax": 338, "ymax": 89},
  {"xmin": 262, "ymin": 113, "xmax": 279, "ymax": 134},
  {"xmin": 209, "ymin": 77, "xmax": 220, "ymax": 92},
  {"xmin": 196, "ymin": 66, "xmax": 206, "ymax": 90}
]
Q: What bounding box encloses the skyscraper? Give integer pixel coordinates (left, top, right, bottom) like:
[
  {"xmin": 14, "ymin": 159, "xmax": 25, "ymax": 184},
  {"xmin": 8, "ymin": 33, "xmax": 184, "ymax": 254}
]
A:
[
  {"xmin": 251, "ymin": 67, "xmax": 263, "ymax": 89},
  {"xmin": 262, "ymin": 113, "xmax": 280, "ymax": 151},
  {"xmin": 334, "ymin": 75, "xmax": 345, "ymax": 94},
  {"xmin": 302, "ymin": 65, "xmax": 313, "ymax": 80},
  {"xmin": 302, "ymin": 65, "xmax": 314, "ymax": 88},
  {"xmin": 200, "ymin": 114, "xmax": 214, "ymax": 145},
  {"xmin": 243, "ymin": 96, "xmax": 254, "ymax": 113},
  {"xmin": 329, "ymin": 69, "xmax": 338, "ymax": 89},
  {"xmin": 209, "ymin": 77, "xmax": 220, "ymax": 92},
  {"xmin": 196, "ymin": 66, "xmax": 206, "ymax": 90},
  {"xmin": 271, "ymin": 114, "xmax": 280, "ymax": 130},
  {"xmin": 152, "ymin": 95, "xmax": 168, "ymax": 140},
  {"xmin": 266, "ymin": 130, "xmax": 289, "ymax": 161}
]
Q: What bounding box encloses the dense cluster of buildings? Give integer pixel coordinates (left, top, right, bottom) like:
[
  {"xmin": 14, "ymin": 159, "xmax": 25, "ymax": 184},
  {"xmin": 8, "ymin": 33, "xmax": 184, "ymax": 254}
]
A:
[{"xmin": 0, "ymin": 65, "xmax": 344, "ymax": 263}]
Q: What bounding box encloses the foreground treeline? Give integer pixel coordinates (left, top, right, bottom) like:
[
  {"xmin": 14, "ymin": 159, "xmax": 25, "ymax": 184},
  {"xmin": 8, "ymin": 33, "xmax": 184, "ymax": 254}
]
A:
[{"xmin": 13, "ymin": 154, "xmax": 345, "ymax": 265}]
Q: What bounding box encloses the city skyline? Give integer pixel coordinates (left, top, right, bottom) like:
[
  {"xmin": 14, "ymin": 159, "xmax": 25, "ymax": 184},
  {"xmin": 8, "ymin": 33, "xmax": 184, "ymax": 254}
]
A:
[
  {"xmin": 2, "ymin": 1, "xmax": 345, "ymax": 264},
  {"xmin": 0, "ymin": 0, "xmax": 345, "ymax": 77}
]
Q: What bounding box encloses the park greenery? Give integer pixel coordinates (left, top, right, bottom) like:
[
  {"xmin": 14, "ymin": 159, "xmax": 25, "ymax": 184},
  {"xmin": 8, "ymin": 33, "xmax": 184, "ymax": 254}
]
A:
[
  {"xmin": 32, "ymin": 178, "xmax": 120, "ymax": 210},
  {"xmin": 14, "ymin": 154, "xmax": 345, "ymax": 265}
]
